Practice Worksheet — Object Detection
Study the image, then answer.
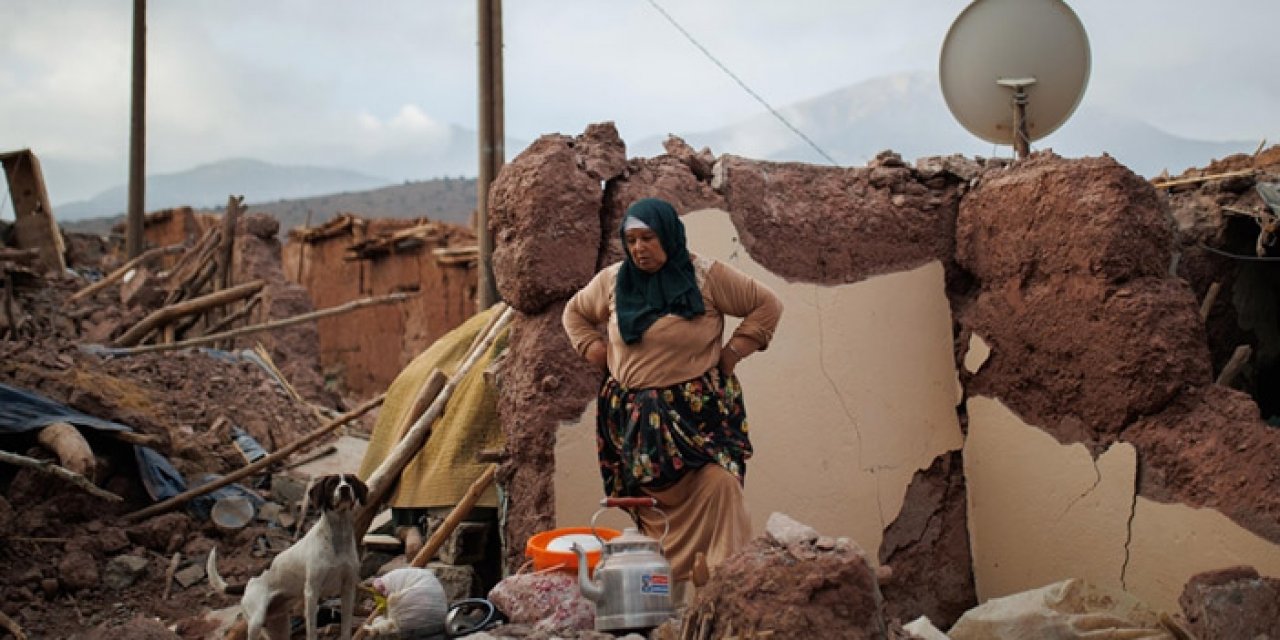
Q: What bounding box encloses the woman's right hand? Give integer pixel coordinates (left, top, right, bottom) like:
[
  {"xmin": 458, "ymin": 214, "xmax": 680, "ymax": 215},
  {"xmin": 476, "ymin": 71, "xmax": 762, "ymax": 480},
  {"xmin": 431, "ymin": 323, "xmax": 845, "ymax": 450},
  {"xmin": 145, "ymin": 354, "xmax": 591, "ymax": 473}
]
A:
[{"xmin": 585, "ymin": 340, "xmax": 608, "ymax": 372}]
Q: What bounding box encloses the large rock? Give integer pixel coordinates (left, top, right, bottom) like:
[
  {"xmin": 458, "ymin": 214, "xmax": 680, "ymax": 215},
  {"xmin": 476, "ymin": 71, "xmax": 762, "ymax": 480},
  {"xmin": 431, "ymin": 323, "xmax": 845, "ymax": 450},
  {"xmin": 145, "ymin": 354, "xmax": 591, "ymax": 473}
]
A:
[
  {"xmin": 956, "ymin": 153, "xmax": 1172, "ymax": 288},
  {"xmin": 1179, "ymin": 565, "xmax": 1280, "ymax": 639},
  {"xmin": 963, "ymin": 276, "xmax": 1212, "ymax": 440},
  {"xmin": 58, "ymin": 550, "xmax": 100, "ymax": 591},
  {"xmin": 683, "ymin": 515, "xmax": 887, "ymax": 639},
  {"xmin": 575, "ymin": 122, "xmax": 627, "ymax": 182},
  {"xmin": 716, "ymin": 153, "xmax": 963, "ymax": 284},
  {"xmin": 489, "ymin": 134, "xmax": 603, "ymax": 314}
]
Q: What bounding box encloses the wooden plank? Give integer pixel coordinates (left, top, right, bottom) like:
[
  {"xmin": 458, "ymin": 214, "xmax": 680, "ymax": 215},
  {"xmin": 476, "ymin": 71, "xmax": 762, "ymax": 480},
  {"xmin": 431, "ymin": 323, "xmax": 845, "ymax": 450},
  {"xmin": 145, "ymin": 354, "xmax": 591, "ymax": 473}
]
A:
[{"xmin": 1, "ymin": 149, "xmax": 65, "ymax": 273}]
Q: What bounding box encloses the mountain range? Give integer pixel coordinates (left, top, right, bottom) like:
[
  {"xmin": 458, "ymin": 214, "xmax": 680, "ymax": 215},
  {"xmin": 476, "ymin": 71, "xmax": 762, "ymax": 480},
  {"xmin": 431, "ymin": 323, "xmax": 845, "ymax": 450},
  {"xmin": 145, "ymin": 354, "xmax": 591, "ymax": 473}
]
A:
[{"xmin": 50, "ymin": 71, "xmax": 1257, "ymax": 228}]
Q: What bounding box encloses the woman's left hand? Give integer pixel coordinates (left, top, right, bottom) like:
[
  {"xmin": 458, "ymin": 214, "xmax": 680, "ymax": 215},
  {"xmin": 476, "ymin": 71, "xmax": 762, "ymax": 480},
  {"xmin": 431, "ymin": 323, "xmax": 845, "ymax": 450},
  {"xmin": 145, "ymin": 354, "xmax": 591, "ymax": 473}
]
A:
[{"xmin": 719, "ymin": 343, "xmax": 742, "ymax": 377}]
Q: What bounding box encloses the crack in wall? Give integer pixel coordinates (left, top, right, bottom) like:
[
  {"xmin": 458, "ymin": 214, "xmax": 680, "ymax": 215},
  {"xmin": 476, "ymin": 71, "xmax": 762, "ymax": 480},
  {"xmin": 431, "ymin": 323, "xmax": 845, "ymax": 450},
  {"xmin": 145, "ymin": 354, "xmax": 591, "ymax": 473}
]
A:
[
  {"xmin": 1057, "ymin": 455, "xmax": 1103, "ymax": 520},
  {"xmin": 812, "ymin": 281, "xmax": 884, "ymax": 529},
  {"xmin": 1122, "ymin": 468, "xmax": 1138, "ymax": 590}
]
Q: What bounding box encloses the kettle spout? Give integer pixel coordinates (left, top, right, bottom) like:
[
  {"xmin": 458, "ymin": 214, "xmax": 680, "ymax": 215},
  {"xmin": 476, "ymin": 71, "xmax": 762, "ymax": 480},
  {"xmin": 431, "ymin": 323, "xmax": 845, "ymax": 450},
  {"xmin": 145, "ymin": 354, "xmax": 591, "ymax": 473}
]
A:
[{"xmin": 571, "ymin": 543, "xmax": 603, "ymax": 603}]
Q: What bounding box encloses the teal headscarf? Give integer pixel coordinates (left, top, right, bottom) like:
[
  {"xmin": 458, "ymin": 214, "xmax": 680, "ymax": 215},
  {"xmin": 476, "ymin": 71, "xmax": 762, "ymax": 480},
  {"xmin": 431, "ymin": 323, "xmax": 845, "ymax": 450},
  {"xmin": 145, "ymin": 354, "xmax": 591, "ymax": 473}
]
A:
[{"xmin": 615, "ymin": 198, "xmax": 705, "ymax": 344}]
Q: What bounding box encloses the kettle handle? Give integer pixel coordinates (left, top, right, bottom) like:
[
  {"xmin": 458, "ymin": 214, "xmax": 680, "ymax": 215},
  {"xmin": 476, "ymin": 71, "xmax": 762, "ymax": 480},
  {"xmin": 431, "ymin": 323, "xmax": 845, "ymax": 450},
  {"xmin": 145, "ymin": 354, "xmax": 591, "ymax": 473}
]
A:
[{"xmin": 590, "ymin": 497, "xmax": 670, "ymax": 548}]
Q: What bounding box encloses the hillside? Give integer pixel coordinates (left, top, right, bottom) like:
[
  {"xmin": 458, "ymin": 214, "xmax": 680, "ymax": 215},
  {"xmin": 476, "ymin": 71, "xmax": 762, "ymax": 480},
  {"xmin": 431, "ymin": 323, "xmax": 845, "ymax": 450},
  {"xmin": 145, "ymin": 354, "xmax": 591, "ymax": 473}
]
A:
[
  {"xmin": 62, "ymin": 177, "xmax": 478, "ymax": 239},
  {"xmin": 55, "ymin": 158, "xmax": 394, "ymax": 221}
]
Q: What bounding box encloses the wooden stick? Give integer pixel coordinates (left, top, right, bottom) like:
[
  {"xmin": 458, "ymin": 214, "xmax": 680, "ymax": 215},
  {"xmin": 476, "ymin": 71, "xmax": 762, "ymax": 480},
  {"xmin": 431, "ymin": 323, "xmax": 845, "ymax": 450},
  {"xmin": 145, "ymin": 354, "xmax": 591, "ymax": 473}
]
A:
[
  {"xmin": 217, "ymin": 196, "xmax": 243, "ymax": 292},
  {"xmin": 1152, "ymin": 169, "xmax": 1255, "ymax": 189},
  {"xmin": 0, "ymin": 450, "xmax": 122, "ymax": 502},
  {"xmin": 1199, "ymin": 281, "xmax": 1221, "ymax": 323},
  {"xmin": 1216, "ymin": 344, "xmax": 1253, "ymax": 387},
  {"xmin": 68, "ymin": 243, "xmax": 186, "ymax": 303},
  {"xmin": 122, "ymin": 393, "xmax": 384, "ymax": 523},
  {"xmin": 352, "ymin": 465, "xmax": 497, "ymax": 640},
  {"xmin": 354, "ymin": 305, "xmax": 514, "ymax": 537},
  {"xmin": 0, "ymin": 247, "xmax": 42, "ymax": 263},
  {"xmin": 103, "ymin": 430, "xmax": 165, "ymax": 447},
  {"xmin": 161, "ymin": 551, "xmax": 181, "ymax": 600},
  {"xmin": 108, "ymin": 292, "xmax": 413, "ymax": 356},
  {"xmin": 163, "ymin": 229, "xmax": 222, "ymax": 304},
  {"xmin": 195, "ymin": 291, "xmax": 262, "ymax": 338},
  {"xmin": 0, "ymin": 609, "xmax": 28, "ymax": 640},
  {"xmin": 112, "ymin": 279, "xmax": 266, "ymax": 347}
]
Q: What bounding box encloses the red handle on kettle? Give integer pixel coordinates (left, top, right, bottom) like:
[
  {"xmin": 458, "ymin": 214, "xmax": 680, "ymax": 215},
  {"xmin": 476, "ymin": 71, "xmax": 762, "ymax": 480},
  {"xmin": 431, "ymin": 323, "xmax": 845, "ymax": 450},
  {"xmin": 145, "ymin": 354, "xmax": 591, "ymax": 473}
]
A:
[{"xmin": 600, "ymin": 497, "xmax": 658, "ymax": 509}]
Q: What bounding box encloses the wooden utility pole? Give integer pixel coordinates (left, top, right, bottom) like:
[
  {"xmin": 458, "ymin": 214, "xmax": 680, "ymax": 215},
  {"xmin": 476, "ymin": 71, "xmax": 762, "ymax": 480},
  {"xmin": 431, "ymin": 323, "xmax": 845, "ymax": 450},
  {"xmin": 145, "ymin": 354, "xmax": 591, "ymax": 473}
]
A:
[
  {"xmin": 476, "ymin": 0, "xmax": 504, "ymax": 309},
  {"xmin": 126, "ymin": 0, "xmax": 147, "ymax": 258}
]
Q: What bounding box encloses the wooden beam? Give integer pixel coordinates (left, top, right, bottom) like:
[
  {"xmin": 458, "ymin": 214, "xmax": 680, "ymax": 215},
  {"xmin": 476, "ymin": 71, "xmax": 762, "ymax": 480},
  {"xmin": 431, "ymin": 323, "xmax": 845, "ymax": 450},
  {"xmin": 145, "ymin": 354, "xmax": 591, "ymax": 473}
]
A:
[
  {"xmin": 112, "ymin": 279, "xmax": 265, "ymax": 347},
  {"xmin": 69, "ymin": 243, "xmax": 186, "ymax": 303},
  {"xmin": 1152, "ymin": 169, "xmax": 1255, "ymax": 189}
]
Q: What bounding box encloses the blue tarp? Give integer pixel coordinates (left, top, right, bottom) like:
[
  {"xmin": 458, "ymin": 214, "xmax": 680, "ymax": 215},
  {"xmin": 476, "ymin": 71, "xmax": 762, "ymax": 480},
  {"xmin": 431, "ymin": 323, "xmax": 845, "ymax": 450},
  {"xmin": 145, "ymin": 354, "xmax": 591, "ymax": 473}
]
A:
[{"xmin": 1, "ymin": 382, "xmax": 260, "ymax": 519}]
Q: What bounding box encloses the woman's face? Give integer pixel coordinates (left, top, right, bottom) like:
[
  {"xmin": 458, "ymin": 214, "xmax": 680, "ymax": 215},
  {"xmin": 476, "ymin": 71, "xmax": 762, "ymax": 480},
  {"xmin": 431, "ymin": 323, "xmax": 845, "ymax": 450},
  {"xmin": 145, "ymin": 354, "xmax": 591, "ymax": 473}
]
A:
[{"xmin": 625, "ymin": 227, "xmax": 667, "ymax": 273}]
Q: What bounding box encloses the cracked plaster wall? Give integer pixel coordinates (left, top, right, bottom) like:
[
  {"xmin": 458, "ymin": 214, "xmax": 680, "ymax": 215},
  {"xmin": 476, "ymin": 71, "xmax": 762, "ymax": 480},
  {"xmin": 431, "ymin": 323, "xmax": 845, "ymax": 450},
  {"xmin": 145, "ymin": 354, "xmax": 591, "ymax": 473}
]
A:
[
  {"xmin": 965, "ymin": 394, "xmax": 1280, "ymax": 613},
  {"xmin": 553, "ymin": 207, "xmax": 966, "ymax": 555}
]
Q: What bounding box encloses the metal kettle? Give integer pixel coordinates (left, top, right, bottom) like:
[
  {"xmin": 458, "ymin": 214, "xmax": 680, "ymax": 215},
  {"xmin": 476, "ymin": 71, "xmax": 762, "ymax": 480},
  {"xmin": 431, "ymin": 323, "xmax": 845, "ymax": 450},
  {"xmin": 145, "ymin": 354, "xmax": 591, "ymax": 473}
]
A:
[{"xmin": 572, "ymin": 497, "xmax": 676, "ymax": 632}]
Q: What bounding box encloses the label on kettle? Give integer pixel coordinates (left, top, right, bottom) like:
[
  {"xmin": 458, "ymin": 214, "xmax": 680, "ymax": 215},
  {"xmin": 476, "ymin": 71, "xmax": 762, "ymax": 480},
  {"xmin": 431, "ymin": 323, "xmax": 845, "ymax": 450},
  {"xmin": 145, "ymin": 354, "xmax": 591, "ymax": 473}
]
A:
[{"xmin": 640, "ymin": 573, "xmax": 670, "ymax": 595}]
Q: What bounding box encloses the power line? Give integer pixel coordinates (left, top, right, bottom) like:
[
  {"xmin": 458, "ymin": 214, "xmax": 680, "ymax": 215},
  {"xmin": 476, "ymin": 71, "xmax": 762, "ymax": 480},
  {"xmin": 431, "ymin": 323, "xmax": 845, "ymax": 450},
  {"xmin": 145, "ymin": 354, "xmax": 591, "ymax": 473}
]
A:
[{"xmin": 643, "ymin": 0, "xmax": 840, "ymax": 166}]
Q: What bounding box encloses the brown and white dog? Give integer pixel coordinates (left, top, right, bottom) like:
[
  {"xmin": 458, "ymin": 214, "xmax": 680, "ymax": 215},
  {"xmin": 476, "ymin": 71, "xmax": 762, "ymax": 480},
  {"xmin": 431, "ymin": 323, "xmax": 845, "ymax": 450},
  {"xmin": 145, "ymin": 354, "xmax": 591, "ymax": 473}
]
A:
[{"xmin": 208, "ymin": 473, "xmax": 369, "ymax": 640}]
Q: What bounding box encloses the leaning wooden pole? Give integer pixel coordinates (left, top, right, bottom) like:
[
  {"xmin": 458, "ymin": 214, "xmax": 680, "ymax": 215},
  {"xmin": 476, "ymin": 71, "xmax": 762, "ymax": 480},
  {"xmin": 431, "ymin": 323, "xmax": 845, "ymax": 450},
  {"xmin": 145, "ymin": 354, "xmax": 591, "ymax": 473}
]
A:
[
  {"xmin": 354, "ymin": 304, "xmax": 513, "ymax": 537},
  {"xmin": 109, "ymin": 291, "xmax": 412, "ymax": 356},
  {"xmin": 68, "ymin": 243, "xmax": 185, "ymax": 303},
  {"xmin": 0, "ymin": 450, "xmax": 122, "ymax": 502},
  {"xmin": 112, "ymin": 279, "xmax": 265, "ymax": 347},
  {"xmin": 122, "ymin": 393, "xmax": 384, "ymax": 523}
]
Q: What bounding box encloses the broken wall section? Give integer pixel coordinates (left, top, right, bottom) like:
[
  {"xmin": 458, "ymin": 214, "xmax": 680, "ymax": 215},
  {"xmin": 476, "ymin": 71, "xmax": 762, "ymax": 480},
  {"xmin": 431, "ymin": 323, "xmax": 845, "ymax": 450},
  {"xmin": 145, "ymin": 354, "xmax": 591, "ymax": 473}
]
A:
[
  {"xmin": 956, "ymin": 153, "xmax": 1280, "ymax": 612},
  {"xmin": 489, "ymin": 122, "xmax": 978, "ymax": 626},
  {"xmin": 282, "ymin": 214, "xmax": 477, "ymax": 397}
]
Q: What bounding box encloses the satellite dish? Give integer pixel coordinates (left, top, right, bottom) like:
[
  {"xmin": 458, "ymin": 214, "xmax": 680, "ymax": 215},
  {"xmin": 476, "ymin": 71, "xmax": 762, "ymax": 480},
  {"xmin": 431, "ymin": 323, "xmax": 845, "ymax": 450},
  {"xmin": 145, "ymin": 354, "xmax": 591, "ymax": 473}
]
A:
[{"xmin": 939, "ymin": 0, "xmax": 1091, "ymax": 158}]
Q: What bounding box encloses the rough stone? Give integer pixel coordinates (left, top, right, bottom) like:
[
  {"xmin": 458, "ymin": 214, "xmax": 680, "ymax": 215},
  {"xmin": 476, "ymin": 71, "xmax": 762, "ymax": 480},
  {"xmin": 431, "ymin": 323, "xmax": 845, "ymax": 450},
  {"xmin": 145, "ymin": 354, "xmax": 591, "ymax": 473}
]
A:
[
  {"xmin": 489, "ymin": 134, "xmax": 603, "ymax": 314},
  {"xmin": 764, "ymin": 512, "xmax": 819, "ymax": 547},
  {"xmin": 684, "ymin": 525, "xmax": 886, "ymax": 639},
  {"xmin": 963, "ymin": 276, "xmax": 1212, "ymax": 440},
  {"xmin": 956, "ymin": 153, "xmax": 1173, "ymax": 288},
  {"xmin": 717, "ymin": 154, "xmax": 962, "ymax": 284},
  {"xmin": 878, "ymin": 451, "xmax": 976, "ymax": 629},
  {"xmin": 174, "ymin": 563, "xmax": 206, "ymax": 589},
  {"xmin": 239, "ymin": 212, "xmax": 279, "ymax": 240},
  {"xmin": 127, "ymin": 513, "xmax": 191, "ymax": 552},
  {"xmin": 58, "ymin": 550, "xmax": 100, "ymax": 591},
  {"xmin": 574, "ymin": 121, "xmax": 627, "ymax": 182},
  {"xmin": 427, "ymin": 561, "xmax": 478, "ymax": 602},
  {"xmin": 96, "ymin": 526, "xmax": 130, "ymax": 554},
  {"xmin": 103, "ymin": 554, "xmax": 150, "ymax": 590},
  {"xmin": 662, "ymin": 135, "xmax": 716, "ymax": 181},
  {"xmin": 1179, "ymin": 565, "xmax": 1280, "ymax": 640}
]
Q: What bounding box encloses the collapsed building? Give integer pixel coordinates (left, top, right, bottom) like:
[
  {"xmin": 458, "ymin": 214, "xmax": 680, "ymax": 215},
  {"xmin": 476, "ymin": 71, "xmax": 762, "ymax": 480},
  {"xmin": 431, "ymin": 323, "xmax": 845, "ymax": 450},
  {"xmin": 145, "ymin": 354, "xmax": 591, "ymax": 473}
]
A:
[{"xmin": 0, "ymin": 126, "xmax": 1277, "ymax": 638}]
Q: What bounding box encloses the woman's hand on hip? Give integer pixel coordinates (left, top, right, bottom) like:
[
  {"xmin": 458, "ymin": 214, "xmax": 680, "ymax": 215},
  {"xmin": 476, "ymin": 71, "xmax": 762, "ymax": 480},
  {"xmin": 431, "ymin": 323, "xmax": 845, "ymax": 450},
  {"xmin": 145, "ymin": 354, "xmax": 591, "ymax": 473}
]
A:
[
  {"xmin": 585, "ymin": 340, "xmax": 608, "ymax": 372},
  {"xmin": 718, "ymin": 344, "xmax": 742, "ymax": 377}
]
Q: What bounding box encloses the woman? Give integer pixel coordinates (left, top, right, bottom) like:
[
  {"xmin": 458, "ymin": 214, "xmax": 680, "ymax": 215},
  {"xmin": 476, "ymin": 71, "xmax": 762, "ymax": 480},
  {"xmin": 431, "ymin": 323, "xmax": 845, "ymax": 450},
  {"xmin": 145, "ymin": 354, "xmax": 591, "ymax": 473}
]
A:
[{"xmin": 562, "ymin": 197, "xmax": 783, "ymax": 589}]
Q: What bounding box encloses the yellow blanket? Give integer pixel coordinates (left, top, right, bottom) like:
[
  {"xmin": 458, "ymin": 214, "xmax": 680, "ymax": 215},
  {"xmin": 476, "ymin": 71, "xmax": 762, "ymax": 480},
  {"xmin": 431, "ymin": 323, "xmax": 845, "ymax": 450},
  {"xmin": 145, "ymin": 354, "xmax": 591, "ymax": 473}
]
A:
[{"xmin": 357, "ymin": 306, "xmax": 508, "ymax": 508}]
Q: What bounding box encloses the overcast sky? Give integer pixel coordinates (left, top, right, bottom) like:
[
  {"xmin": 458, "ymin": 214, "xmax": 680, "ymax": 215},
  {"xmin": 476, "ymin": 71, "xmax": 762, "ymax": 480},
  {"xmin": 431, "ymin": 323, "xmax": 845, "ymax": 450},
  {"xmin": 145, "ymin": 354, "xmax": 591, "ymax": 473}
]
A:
[{"xmin": 2, "ymin": 0, "xmax": 1278, "ymax": 209}]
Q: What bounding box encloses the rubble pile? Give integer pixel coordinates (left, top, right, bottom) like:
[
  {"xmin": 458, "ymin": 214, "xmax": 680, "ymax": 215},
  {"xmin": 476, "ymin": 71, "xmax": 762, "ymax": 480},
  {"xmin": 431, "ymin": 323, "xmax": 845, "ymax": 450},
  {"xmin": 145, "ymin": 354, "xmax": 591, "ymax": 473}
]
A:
[{"xmin": 0, "ymin": 211, "xmax": 350, "ymax": 638}]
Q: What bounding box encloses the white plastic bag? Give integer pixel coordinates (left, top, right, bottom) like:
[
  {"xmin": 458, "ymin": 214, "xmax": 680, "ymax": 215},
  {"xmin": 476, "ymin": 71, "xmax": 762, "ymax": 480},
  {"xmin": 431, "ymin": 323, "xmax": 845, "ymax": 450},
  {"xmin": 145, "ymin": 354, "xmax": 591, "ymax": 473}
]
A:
[{"xmin": 365, "ymin": 567, "xmax": 449, "ymax": 637}]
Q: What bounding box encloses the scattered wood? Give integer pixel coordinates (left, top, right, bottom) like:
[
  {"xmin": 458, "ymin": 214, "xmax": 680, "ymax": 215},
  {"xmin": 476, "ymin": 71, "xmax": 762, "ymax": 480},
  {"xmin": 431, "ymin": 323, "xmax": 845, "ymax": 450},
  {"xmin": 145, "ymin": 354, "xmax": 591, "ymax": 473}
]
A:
[
  {"xmin": 354, "ymin": 304, "xmax": 513, "ymax": 537},
  {"xmin": 433, "ymin": 245, "xmax": 479, "ymax": 266},
  {"xmin": 0, "ymin": 609, "xmax": 28, "ymax": 640},
  {"xmin": 163, "ymin": 228, "xmax": 222, "ymax": 304},
  {"xmin": 1216, "ymin": 344, "xmax": 1253, "ymax": 387},
  {"xmin": 0, "ymin": 247, "xmax": 41, "ymax": 264},
  {"xmin": 0, "ymin": 450, "xmax": 122, "ymax": 502},
  {"xmin": 1199, "ymin": 281, "xmax": 1221, "ymax": 323},
  {"xmin": 68, "ymin": 243, "xmax": 186, "ymax": 303},
  {"xmin": 216, "ymin": 196, "xmax": 244, "ymax": 292},
  {"xmin": 1152, "ymin": 168, "xmax": 1255, "ymax": 189},
  {"xmin": 290, "ymin": 213, "xmax": 356, "ymax": 244},
  {"xmin": 194, "ymin": 291, "xmax": 263, "ymax": 338},
  {"xmin": 161, "ymin": 551, "xmax": 181, "ymax": 600},
  {"xmin": 108, "ymin": 291, "xmax": 413, "ymax": 356},
  {"xmin": 112, "ymin": 279, "xmax": 265, "ymax": 347},
  {"xmin": 122, "ymin": 392, "xmax": 384, "ymax": 523},
  {"xmin": 36, "ymin": 422, "xmax": 96, "ymax": 480},
  {"xmin": 345, "ymin": 221, "xmax": 444, "ymax": 260},
  {"xmin": 351, "ymin": 464, "xmax": 498, "ymax": 640}
]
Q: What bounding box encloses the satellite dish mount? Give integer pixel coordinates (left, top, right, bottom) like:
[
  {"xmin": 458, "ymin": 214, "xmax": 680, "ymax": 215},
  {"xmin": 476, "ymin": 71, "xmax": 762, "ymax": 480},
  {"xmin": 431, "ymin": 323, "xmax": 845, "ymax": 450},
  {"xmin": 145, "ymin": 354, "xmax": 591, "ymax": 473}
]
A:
[{"xmin": 996, "ymin": 77, "xmax": 1037, "ymax": 159}]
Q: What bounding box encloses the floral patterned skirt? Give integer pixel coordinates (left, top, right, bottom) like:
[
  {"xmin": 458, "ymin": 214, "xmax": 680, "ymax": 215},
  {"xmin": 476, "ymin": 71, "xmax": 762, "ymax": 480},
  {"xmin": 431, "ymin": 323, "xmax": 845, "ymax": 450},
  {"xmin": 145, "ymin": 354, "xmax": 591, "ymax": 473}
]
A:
[{"xmin": 596, "ymin": 368, "xmax": 752, "ymax": 498}]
